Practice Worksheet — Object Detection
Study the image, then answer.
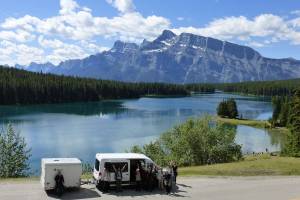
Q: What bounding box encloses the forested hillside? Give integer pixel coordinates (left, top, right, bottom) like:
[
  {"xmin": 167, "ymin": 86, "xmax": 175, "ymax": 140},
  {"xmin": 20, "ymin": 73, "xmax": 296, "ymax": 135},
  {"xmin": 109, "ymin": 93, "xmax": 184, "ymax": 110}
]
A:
[
  {"xmin": 0, "ymin": 66, "xmax": 189, "ymax": 105},
  {"xmin": 2, "ymin": 65, "xmax": 300, "ymax": 105},
  {"xmin": 214, "ymin": 79, "xmax": 300, "ymax": 96}
]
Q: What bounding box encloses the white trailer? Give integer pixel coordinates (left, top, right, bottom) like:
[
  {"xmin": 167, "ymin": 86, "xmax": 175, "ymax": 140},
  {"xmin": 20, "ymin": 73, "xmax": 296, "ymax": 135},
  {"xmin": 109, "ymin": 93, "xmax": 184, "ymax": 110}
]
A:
[{"xmin": 41, "ymin": 158, "xmax": 82, "ymax": 191}]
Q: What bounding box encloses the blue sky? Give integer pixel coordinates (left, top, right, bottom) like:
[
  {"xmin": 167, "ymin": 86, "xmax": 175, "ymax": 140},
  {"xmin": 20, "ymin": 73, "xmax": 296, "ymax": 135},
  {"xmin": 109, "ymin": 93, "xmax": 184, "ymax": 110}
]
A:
[{"xmin": 0, "ymin": 0, "xmax": 300, "ymax": 65}]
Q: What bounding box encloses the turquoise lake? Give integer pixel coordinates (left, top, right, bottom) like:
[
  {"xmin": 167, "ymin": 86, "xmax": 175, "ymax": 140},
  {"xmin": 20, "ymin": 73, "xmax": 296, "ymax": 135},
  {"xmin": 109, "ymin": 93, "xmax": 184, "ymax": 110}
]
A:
[{"xmin": 0, "ymin": 93, "xmax": 285, "ymax": 174}]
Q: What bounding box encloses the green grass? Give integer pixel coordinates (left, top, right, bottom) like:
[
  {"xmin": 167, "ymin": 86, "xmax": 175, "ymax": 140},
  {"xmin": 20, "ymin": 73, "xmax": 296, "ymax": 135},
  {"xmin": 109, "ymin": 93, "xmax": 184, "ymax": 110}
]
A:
[
  {"xmin": 215, "ymin": 116, "xmax": 272, "ymax": 129},
  {"xmin": 0, "ymin": 176, "xmax": 39, "ymax": 182},
  {"xmin": 179, "ymin": 154, "xmax": 300, "ymax": 176},
  {"xmin": 81, "ymin": 173, "xmax": 93, "ymax": 180}
]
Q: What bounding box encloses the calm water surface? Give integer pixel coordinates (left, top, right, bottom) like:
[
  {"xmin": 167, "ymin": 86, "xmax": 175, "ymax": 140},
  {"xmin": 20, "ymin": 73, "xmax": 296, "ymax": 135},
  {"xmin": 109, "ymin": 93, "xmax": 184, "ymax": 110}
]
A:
[{"xmin": 0, "ymin": 93, "xmax": 285, "ymax": 174}]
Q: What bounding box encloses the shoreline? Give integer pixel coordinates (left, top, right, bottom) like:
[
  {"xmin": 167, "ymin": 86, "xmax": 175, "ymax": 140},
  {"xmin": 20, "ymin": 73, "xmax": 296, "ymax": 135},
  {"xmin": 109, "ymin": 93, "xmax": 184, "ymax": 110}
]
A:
[{"xmin": 215, "ymin": 116, "xmax": 289, "ymax": 132}]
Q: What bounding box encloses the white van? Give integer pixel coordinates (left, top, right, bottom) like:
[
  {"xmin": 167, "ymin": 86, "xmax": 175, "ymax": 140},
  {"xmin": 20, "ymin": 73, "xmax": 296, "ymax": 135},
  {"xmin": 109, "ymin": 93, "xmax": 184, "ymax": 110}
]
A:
[
  {"xmin": 41, "ymin": 158, "xmax": 82, "ymax": 191},
  {"xmin": 93, "ymin": 153, "xmax": 155, "ymax": 187}
]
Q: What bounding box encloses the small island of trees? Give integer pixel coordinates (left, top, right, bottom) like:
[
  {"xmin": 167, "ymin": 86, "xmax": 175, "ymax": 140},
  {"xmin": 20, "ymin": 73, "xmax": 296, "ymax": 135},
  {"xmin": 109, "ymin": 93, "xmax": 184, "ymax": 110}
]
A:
[{"xmin": 217, "ymin": 98, "xmax": 239, "ymax": 119}]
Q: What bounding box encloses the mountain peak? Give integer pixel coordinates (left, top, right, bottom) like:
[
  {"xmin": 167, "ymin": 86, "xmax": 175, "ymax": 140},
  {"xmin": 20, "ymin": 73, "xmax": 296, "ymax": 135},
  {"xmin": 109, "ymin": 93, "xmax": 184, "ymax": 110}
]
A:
[
  {"xmin": 111, "ymin": 40, "xmax": 139, "ymax": 53},
  {"xmin": 156, "ymin": 30, "xmax": 177, "ymax": 42},
  {"xmin": 141, "ymin": 39, "xmax": 151, "ymax": 48}
]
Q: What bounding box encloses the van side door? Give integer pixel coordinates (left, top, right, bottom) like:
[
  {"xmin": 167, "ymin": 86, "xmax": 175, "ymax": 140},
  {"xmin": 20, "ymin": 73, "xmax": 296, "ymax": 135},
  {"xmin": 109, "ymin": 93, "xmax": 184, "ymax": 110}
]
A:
[
  {"xmin": 122, "ymin": 160, "xmax": 130, "ymax": 182},
  {"xmin": 106, "ymin": 161, "xmax": 130, "ymax": 182}
]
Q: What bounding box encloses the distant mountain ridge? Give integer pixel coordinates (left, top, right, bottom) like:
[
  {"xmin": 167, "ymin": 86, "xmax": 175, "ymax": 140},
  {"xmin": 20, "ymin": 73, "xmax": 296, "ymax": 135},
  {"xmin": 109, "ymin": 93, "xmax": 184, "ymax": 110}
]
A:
[{"xmin": 18, "ymin": 30, "xmax": 300, "ymax": 83}]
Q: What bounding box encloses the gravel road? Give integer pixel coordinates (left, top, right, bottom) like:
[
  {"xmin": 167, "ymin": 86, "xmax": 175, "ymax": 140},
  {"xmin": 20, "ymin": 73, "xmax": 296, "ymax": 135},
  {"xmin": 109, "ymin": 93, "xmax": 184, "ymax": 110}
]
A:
[{"xmin": 1, "ymin": 176, "xmax": 300, "ymax": 200}]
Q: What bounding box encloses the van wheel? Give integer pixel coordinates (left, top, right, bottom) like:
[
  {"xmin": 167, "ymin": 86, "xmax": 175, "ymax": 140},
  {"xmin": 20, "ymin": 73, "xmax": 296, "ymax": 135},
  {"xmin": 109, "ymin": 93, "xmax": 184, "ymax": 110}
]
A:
[{"xmin": 96, "ymin": 181, "xmax": 103, "ymax": 190}]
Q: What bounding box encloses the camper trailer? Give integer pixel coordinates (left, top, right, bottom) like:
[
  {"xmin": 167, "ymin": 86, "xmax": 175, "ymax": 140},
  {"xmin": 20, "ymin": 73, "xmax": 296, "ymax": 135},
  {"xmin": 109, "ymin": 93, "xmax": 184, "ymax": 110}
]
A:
[
  {"xmin": 93, "ymin": 153, "xmax": 155, "ymax": 187},
  {"xmin": 41, "ymin": 158, "xmax": 82, "ymax": 191}
]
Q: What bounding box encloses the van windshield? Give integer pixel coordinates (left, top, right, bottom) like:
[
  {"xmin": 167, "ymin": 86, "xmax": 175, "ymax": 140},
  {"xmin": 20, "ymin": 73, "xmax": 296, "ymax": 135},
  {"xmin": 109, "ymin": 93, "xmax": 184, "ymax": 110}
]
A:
[
  {"xmin": 105, "ymin": 162, "xmax": 128, "ymax": 172},
  {"xmin": 95, "ymin": 159, "xmax": 100, "ymax": 171}
]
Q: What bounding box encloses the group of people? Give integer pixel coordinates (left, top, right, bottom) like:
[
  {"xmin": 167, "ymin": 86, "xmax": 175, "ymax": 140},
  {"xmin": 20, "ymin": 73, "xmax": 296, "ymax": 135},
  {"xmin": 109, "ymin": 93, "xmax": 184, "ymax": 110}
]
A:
[
  {"xmin": 133, "ymin": 161, "xmax": 178, "ymax": 194},
  {"xmin": 100, "ymin": 161, "xmax": 178, "ymax": 194}
]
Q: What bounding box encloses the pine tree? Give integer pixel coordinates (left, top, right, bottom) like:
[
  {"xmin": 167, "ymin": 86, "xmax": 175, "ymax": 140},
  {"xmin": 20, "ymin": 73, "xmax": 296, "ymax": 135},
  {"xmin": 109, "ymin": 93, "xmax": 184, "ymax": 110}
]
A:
[
  {"xmin": 217, "ymin": 100, "xmax": 228, "ymax": 117},
  {"xmin": 271, "ymin": 96, "xmax": 282, "ymax": 126},
  {"xmin": 278, "ymin": 97, "xmax": 290, "ymax": 127},
  {"xmin": 0, "ymin": 124, "xmax": 31, "ymax": 177},
  {"xmin": 227, "ymin": 98, "xmax": 238, "ymax": 119},
  {"xmin": 282, "ymin": 90, "xmax": 300, "ymax": 156}
]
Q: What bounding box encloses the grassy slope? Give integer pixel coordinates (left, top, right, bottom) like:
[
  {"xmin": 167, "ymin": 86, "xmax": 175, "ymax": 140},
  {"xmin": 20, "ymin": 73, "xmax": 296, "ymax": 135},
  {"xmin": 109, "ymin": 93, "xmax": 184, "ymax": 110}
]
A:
[{"xmin": 179, "ymin": 154, "xmax": 300, "ymax": 176}]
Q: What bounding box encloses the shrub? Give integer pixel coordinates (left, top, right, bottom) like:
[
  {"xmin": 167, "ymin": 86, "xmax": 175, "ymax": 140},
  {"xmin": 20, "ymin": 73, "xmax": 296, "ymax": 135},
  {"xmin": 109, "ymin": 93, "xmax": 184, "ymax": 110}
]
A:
[{"xmin": 129, "ymin": 116, "xmax": 242, "ymax": 166}]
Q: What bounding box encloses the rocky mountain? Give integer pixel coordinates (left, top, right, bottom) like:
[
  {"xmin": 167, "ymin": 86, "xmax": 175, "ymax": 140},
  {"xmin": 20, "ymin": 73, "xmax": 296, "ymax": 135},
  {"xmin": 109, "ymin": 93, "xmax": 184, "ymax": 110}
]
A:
[
  {"xmin": 19, "ymin": 30, "xmax": 300, "ymax": 83},
  {"xmin": 16, "ymin": 62, "xmax": 55, "ymax": 73}
]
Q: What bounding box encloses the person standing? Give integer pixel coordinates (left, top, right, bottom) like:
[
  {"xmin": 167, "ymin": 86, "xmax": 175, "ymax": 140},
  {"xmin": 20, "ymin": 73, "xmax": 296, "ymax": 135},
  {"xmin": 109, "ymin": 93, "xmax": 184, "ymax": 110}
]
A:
[
  {"xmin": 113, "ymin": 164, "xmax": 126, "ymax": 192},
  {"xmin": 172, "ymin": 162, "xmax": 178, "ymax": 184},
  {"xmin": 135, "ymin": 165, "xmax": 142, "ymax": 191},
  {"xmin": 156, "ymin": 167, "xmax": 164, "ymax": 190},
  {"xmin": 163, "ymin": 170, "xmax": 172, "ymax": 194},
  {"xmin": 149, "ymin": 165, "xmax": 155, "ymax": 192},
  {"xmin": 54, "ymin": 170, "xmax": 64, "ymax": 197}
]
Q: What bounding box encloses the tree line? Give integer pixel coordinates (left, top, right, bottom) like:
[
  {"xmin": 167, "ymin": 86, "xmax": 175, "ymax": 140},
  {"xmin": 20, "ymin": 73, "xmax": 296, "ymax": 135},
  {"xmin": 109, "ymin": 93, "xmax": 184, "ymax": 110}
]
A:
[
  {"xmin": 3, "ymin": 66, "xmax": 300, "ymax": 105},
  {"xmin": 186, "ymin": 78, "xmax": 300, "ymax": 96},
  {"xmin": 213, "ymin": 79, "xmax": 300, "ymax": 96},
  {"xmin": 0, "ymin": 66, "xmax": 189, "ymax": 105}
]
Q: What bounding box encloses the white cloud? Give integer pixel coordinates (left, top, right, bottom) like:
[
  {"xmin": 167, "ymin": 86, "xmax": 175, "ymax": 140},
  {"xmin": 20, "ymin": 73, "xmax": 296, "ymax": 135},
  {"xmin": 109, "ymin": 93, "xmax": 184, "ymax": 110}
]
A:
[
  {"xmin": 1, "ymin": 0, "xmax": 300, "ymax": 66},
  {"xmin": 247, "ymin": 41, "xmax": 265, "ymax": 48},
  {"xmin": 291, "ymin": 10, "xmax": 300, "ymax": 16},
  {"xmin": 0, "ymin": 0, "xmax": 169, "ymax": 42},
  {"xmin": 38, "ymin": 36, "xmax": 108, "ymax": 65},
  {"xmin": 1, "ymin": 15, "xmax": 41, "ymax": 31},
  {"xmin": 0, "ymin": 29, "xmax": 35, "ymax": 42},
  {"xmin": 172, "ymin": 14, "xmax": 300, "ymax": 45},
  {"xmin": 50, "ymin": 45, "xmax": 88, "ymax": 64},
  {"xmin": 93, "ymin": 12, "xmax": 170, "ymax": 41},
  {"xmin": 38, "ymin": 36, "xmax": 64, "ymax": 49},
  {"xmin": 59, "ymin": 0, "xmax": 79, "ymax": 15},
  {"xmin": 106, "ymin": 0, "xmax": 135, "ymax": 14},
  {"xmin": 80, "ymin": 40, "xmax": 109, "ymax": 53},
  {"xmin": 177, "ymin": 17, "xmax": 184, "ymax": 21},
  {"xmin": 0, "ymin": 40, "xmax": 45, "ymax": 65}
]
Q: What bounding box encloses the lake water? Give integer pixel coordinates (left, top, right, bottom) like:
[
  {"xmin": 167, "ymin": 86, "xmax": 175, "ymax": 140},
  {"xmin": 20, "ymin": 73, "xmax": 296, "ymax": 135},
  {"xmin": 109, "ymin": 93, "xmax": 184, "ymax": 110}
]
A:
[{"xmin": 0, "ymin": 93, "xmax": 286, "ymax": 174}]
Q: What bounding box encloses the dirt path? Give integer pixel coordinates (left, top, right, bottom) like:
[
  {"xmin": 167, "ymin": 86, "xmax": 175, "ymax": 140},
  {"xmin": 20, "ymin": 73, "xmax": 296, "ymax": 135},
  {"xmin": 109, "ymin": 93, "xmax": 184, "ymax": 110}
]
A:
[{"xmin": 1, "ymin": 176, "xmax": 300, "ymax": 200}]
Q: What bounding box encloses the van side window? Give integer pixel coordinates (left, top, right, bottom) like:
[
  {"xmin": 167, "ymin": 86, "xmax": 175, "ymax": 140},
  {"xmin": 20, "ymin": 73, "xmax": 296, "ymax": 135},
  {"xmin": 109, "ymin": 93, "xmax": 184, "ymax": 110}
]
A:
[{"xmin": 95, "ymin": 159, "xmax": 100, "ymax": 171}]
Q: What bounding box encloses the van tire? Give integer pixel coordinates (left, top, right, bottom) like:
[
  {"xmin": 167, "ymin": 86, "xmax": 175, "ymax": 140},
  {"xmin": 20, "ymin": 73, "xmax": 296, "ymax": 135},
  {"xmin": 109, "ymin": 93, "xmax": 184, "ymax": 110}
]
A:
[{"xmin": 96, "ymin": 180, "xmax": 103, "ymax": 191}]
